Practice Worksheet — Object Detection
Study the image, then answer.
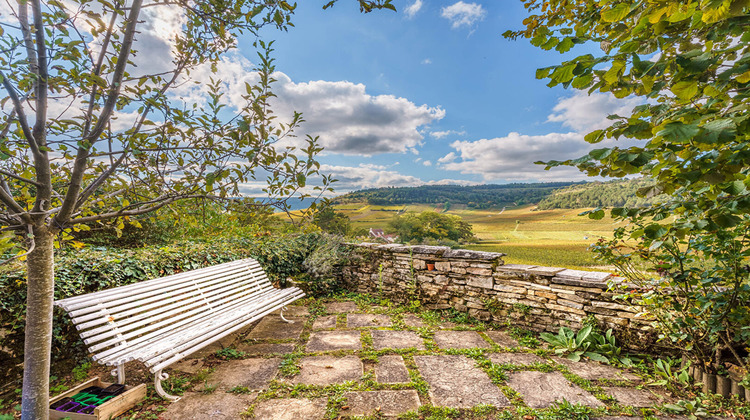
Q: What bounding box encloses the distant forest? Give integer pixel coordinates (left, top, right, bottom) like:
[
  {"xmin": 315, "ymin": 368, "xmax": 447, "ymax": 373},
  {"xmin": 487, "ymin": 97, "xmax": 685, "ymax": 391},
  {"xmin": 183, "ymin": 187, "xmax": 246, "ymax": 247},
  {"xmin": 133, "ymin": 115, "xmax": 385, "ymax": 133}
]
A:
[
  {"xmin": 537, "ymin": 178, "xmax": 659, "ymax": 209},
  {"xmin": 333, "ymin": 179, "xmax": 659, "ymax": 210},
  {"xmin": 332, "ymin": 182, "xmax": 584, "ymax": 209}
]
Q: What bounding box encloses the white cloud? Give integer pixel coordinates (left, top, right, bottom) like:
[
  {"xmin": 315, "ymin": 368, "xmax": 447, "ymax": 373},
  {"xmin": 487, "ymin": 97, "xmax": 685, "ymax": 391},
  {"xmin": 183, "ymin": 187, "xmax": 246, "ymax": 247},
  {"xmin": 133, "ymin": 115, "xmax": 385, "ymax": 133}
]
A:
[
  {"xmin": 547, "ymin": 91, "xmax": 643, "ymax": 132},
  {"xmin": 441, "ymin": 1, "xmax": 486, "ymax": 29},
  {"xmin": 167, "ymin": 52, "xmax": 444, "ymax": 156},
  {"xmin": 423, "ymin": 160, "xmax": 432, "ymax": 166},
  {"xmin": 443, "ymin": 132, "xmax": 591, "ymax": 181},
  {"xmin": 271, "ymin": 74, "xmax": 445, "ymax": 155},
  {"xmin": 438, "ymin": 152, "xmax": 457, "ymax": 163},
  {"xmin": 404, "ymin": 0, "xmax": 423, "ymax": 18},
  {"xmin": 430, "ymin": 129, "xmax": 466, "ymax": 139},
  {"xmin": 321, "ymin": 164, "xmax": 476, "ymax": 192},
  {"xmin": 422, "ymin": 58, "xmax": 432, "ymax": 65},
  {"xmin": 441, "ymin": 91, "xmax": 646, "ymax": 181}
]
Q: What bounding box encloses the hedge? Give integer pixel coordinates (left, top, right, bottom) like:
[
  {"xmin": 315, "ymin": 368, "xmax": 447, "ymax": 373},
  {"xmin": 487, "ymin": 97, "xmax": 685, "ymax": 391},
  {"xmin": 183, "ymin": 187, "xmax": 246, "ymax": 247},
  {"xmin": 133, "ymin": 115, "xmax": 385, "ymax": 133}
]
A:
[{"xmin": 0, "ymin": 233, "xmax": 326, "ymax": 377}]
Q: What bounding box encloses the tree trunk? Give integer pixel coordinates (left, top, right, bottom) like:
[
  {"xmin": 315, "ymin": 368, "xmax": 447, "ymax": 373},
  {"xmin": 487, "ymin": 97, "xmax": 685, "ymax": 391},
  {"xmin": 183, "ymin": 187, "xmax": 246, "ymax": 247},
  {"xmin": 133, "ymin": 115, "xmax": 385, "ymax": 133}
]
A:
[{"xmin": 21, "ymin": 226, "xmax": 55, "ymax": 420}]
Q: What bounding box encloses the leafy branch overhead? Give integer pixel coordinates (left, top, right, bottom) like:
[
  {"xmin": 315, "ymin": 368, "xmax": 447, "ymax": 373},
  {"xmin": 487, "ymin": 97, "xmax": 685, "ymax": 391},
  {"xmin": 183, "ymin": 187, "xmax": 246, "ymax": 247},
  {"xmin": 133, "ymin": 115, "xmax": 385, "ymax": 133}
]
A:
[
  {"xmin": 0, "ymin": 0, "xmax": 395, "ymax": 417},
  {"xmin": 510, "ymin": 0, "xmax": 750, "ymax": 376}
]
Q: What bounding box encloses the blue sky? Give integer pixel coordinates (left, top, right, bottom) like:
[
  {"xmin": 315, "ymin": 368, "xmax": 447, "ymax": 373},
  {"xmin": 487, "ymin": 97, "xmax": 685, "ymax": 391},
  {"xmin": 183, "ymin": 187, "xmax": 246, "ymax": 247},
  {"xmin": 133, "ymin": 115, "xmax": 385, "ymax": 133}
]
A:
[
  {"xmin": 233, "ymin": 0, "xmax": 643, "ymax": 194},
  {"xmin": 0, "ymin": 0, "xmax": 642, "ymax": 196}
]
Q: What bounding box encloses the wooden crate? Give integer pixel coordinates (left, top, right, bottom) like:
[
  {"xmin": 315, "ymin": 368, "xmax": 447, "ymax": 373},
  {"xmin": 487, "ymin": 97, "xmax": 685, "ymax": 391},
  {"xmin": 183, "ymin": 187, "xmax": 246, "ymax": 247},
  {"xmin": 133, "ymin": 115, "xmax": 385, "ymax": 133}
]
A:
[{"xmin": 49, "ymin": 377, "xmax": 146, "ymax": 420}]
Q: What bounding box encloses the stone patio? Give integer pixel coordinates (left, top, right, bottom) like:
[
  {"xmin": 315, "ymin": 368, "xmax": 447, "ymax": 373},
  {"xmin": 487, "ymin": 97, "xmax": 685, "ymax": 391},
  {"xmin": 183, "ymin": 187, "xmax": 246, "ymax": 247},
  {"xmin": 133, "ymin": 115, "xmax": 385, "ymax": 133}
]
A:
[{"xmin": 159, "ymin": 299, "xmax": 680, "ymax": 420}]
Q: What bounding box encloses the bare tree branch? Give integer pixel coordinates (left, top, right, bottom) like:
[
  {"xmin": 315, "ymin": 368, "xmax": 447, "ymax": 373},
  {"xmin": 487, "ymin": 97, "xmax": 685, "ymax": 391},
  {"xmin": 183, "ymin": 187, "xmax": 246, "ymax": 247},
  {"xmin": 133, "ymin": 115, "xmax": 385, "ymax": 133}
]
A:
[{"xmin": 54, "ymin": 0, "xmax": 143, "ymax": 225}]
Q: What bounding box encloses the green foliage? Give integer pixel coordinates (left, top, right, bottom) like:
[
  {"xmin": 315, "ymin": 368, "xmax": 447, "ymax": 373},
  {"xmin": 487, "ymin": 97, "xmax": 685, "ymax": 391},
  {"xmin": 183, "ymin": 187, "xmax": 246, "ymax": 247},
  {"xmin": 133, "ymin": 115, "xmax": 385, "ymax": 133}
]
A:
[
  {"xmin": 651, "ymin": 358, "xmax": 691, "ymax": 388},
  {"xmin": 312, "ymin": 205, "xmax": 351, "ymax": 236},
  {"xmin": 388, "ymin": 211, "xmax": 476, "ymax": 243},
  {"xmin": 215, "ymin": 348, "xmax": 247, "ymax": 360},
  {"xmin": 333, "ymin": 182, "xmax": 585, "ymax": 208},
  {"xmin": 662, "ymin": 399, "xmax": 710, "ymax": 419},
  {"xmin": 541, "ymin": 326, "xmax": 631, "ymax": 365},
  {"xmin": 538, "ymin": 178, "xmax": 658, "ymax": 210},
  {"xmin": 0, "ymin": 233, "xmax": 331, "ymax": 372},
  {"xmin": 300, "ymin": 234, "xmax": 349, "ymax": 295},
  {"xmin": 511, "ymin": 0, "xmax": 750, "ymax": 372},
  {"xmin": 545, "ymin": 399, "xmax": 593, "ymax": 420}
]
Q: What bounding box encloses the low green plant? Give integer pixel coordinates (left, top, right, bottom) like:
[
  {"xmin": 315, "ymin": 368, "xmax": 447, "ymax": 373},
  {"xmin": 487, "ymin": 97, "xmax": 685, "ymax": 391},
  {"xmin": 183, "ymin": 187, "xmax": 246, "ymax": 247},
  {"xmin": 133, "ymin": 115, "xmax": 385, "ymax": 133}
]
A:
[
  {"xmin": 72, "ymin": 361, "xmax": 92, "ymax": 382},
  {"xmin": 589, "ymin": 328, "xmax": 634, "ymax": 366},
  {"xmin": 215, "ymin": 348, "xmax": 246, "ymax": 360},
  {"xmin": 201, "ymin": 382, "xmax": 218, "ymax": 394},
  {"xmin": 541, "ymin": 325, "xmax": 605, "ymax": 362},
  {"xmin": 545, "ymin": 399, "xmax": 593, "ymax": 419},
  {"xmin": 541, "ymin": 325, "xmax": 633, "ymax": 365},
  {"xmin": 651, "ymin": 358, "xmax": 691, "ymax": 387},
  {"xmin": 662, "ymin": 399, "xmax": 709, "ymax": 419},
  {"xmin": 163, "ymin": 376, "xmax": 190, "ymax": 395}
]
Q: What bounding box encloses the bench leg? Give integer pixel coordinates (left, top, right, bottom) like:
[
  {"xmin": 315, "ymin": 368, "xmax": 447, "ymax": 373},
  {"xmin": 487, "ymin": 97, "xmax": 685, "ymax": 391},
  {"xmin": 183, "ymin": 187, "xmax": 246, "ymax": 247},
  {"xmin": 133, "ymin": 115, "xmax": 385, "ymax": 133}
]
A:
[
  {"xmin": 111, "ymin": 364, "xmax": 125, "ymax": 384},
  {"xmin": 280, "ymin": 306, "xmax": 294, "ymax": 324},
  {"xmin": 154, "ymin": 370, "xmax": 181, "ymax": 402}
]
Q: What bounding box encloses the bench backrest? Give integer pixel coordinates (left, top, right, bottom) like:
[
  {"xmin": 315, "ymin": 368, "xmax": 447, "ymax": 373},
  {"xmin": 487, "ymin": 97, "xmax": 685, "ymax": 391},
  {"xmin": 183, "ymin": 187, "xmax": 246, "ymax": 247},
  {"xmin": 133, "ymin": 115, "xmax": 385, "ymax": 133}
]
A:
[{"xmin": 55, "ymin": 258, "xmax": 275, "ymax": 364}]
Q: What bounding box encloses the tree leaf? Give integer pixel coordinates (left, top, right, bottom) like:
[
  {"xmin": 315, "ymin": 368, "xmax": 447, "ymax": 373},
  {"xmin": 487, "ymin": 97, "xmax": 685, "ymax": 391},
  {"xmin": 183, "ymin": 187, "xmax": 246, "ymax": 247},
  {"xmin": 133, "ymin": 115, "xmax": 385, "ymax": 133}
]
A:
[
  {"xmin": 655, "ymin": 122, "xmax": 700, "ymax": 142},
  {"xmin": 601, "ymin": 3, "xmax": 630, "ymax": 22},
  {"xmin": 670, "ymin": 80, "xmax": 698, "ymax": 100}
]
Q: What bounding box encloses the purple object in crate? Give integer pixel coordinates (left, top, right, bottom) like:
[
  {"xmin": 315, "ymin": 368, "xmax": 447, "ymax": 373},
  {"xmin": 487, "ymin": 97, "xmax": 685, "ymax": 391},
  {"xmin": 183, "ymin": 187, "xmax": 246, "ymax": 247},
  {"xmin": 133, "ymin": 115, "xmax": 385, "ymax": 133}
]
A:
[
  {"xmin": 77, "ymin": 404, "xmax": 96, "ymax": 414},
  {"xmin": 50, "ymin": 397, "xmax": 73, "ymax": 410},
  {"xmin": 56, "ymin": 400, "xmax": 80, "ymax": 412}
]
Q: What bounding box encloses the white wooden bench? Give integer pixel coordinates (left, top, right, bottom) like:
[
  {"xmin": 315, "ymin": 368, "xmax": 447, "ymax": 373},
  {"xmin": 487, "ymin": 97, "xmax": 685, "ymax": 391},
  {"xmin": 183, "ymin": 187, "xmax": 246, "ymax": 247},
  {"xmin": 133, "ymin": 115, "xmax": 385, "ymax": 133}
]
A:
[{"xmin": 55, "ymin": 258, "xmax": 305, "ymax": 401}]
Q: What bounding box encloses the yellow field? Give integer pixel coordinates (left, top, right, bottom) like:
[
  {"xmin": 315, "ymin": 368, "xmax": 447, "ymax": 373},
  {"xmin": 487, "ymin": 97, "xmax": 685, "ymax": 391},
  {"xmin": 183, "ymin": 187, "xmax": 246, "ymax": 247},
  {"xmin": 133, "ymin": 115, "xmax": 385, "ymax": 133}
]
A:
[{"xmin": 335, "ymin": 204, "xmax": 617, "ymax": 271}]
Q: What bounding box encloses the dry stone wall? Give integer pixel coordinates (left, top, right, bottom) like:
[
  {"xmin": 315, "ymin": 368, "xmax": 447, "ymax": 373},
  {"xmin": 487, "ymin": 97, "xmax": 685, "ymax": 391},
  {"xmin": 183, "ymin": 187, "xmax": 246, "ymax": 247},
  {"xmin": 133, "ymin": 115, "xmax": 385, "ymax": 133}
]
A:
[{"xmin": 338, "ymin": 243, "xmax": 654, "ymax": 348}]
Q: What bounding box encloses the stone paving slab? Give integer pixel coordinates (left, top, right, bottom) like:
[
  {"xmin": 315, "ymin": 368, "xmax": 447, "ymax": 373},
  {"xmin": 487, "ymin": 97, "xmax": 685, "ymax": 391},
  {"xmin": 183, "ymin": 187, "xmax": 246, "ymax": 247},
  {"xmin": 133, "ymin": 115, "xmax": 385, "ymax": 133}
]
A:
[
  {"xmin": 170, "ymin": 358, "xmax": 205, "ymax": 374},
  {"xmin": 312, "ymin": 315, "xmax": 337, "ymax": 329},
  {"xmin": 347, "ymin": 313, "xmax": 393, "ymax": 328},
  {"xmin": 489, "ymin": 352, "xmax": 545, "ymax": 366},
  {"xmin": 372, "ymin": 330, "xmax": 425, "ymax": 350},
  {"xmin": 552, "ymin": 357, "xmax": 641, "ymax": 381},
  {"xmin": 485, "ymin": 331, "xmax": 519, "ymax": 348},
  {"xmin": 291, "ymin": 356, "xmax": 363, "ymax": 385},
  {"xmin": 236, "ymin": 342, "xmax": 295, "ymax": 356},
  {"xmin": 306, "ymin": 330, "xmax": 361, "ymax": 352},
  {"xmin": 198, "ymin": 358, "xmax": 278, "ymax": 391},
  {"xmin": 188, "ymin": 341, "xmax": 225, "ymax": 359},
  {"xmin": 414, "ymin": 355, "xmax": 510, "ymax": 408},
  {"xmin": 341, "ymin": 390, "xmax": 421, "ymax": 418},
  {"xmin": 433, "ymin": 330, "xmax": 490, "ymax": 349},
  {"xmin": 604, "ymin": 386, "xmax": 666, "ymax": 407},
  {"xmin": 161, "ymin": 391, "xmax": 255, "ymax": 420},
  {"xmin": 375, "ymin": 355, "xmax": 410, "ymax": 384},
  {"xmin": 247, "ymin": 316, "xmax": 305, "ymax": 340},
  {"xmin": 326, "ymin": 301, "xmax": 359, "ymax": 313},
  {"xmin": 506, "ymin": 371, "xmax": 604, "ymax": 408},
  {"xmin": 273, "ymin": 306, "xmax": 310, "ymax": 317},
  {"xmin": 403, "ymin": 314, "xmax": 426, "ymax": 328},
  {"xmin": 252, "ymin": 397, "xmax": 327, "ymax": 420}
]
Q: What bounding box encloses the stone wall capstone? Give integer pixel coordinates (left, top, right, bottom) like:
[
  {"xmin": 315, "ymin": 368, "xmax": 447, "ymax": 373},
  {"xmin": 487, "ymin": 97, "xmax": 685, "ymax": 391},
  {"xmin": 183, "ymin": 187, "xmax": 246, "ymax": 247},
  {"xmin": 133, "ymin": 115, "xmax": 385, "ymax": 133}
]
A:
[{"xmin": 337, "ymin": 243, "xmax": 654, "ymax": 348}]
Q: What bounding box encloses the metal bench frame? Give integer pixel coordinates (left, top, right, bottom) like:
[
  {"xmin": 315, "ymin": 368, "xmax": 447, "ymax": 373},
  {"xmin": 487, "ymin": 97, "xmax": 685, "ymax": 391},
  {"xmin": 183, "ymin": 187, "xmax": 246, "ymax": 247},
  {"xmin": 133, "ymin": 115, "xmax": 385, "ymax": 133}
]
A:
[{"xmin": 55, "ymin": 258, "xmax": 305, "ymax": 401}]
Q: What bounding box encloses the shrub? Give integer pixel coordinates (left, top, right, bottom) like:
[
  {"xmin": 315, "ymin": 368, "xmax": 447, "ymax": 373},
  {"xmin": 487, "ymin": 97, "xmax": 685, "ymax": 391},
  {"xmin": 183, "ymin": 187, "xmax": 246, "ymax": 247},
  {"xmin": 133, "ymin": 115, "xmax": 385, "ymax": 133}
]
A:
[{"xmin": 0, "ymin": 232, "xmax": 338, "ymax": 377}]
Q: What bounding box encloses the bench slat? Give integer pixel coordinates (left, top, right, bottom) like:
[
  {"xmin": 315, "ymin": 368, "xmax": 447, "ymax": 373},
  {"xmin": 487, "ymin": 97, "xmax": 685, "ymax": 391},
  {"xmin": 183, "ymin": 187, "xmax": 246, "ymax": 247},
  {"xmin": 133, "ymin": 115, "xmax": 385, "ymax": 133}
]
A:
[
  {"xmin": 73, "ymin": 267, "xmax": 267, "ymax": 332},
  {"xmin": 55, "ymin": 256, "xmax": 306, "ymax": 395},
  {"xmin": 56, "ymin": 259, "xmax": 256, "ymax": 311},
  {"xmin": 92, "ymin": 286, "xmax": 287, "ymax": 362},
  {"xmin": 82, "ymin": 278, "xmax": 274, "ymax": 345},
  {"xmin": 65, "ymin": 262, "xmax": 263, "ymax": 318},
  {"xmin": 135, "ymin": 289, "xmax": 304, "ymax": 368},
  {"xmin": 147, "ymin": 290, "xmax": 304, "ymax": 372},
  {"xmin": 78, "ymin": 274, "xmax": 260, "ymax": 340}
]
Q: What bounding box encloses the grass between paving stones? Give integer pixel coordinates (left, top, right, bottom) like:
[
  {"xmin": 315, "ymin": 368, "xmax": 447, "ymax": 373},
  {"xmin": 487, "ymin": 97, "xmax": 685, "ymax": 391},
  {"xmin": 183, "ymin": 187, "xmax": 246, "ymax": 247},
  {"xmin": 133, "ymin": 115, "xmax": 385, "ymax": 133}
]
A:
[{"xmin": 109, "ymin": 293, "xmax": 750, "ymax": 419}]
